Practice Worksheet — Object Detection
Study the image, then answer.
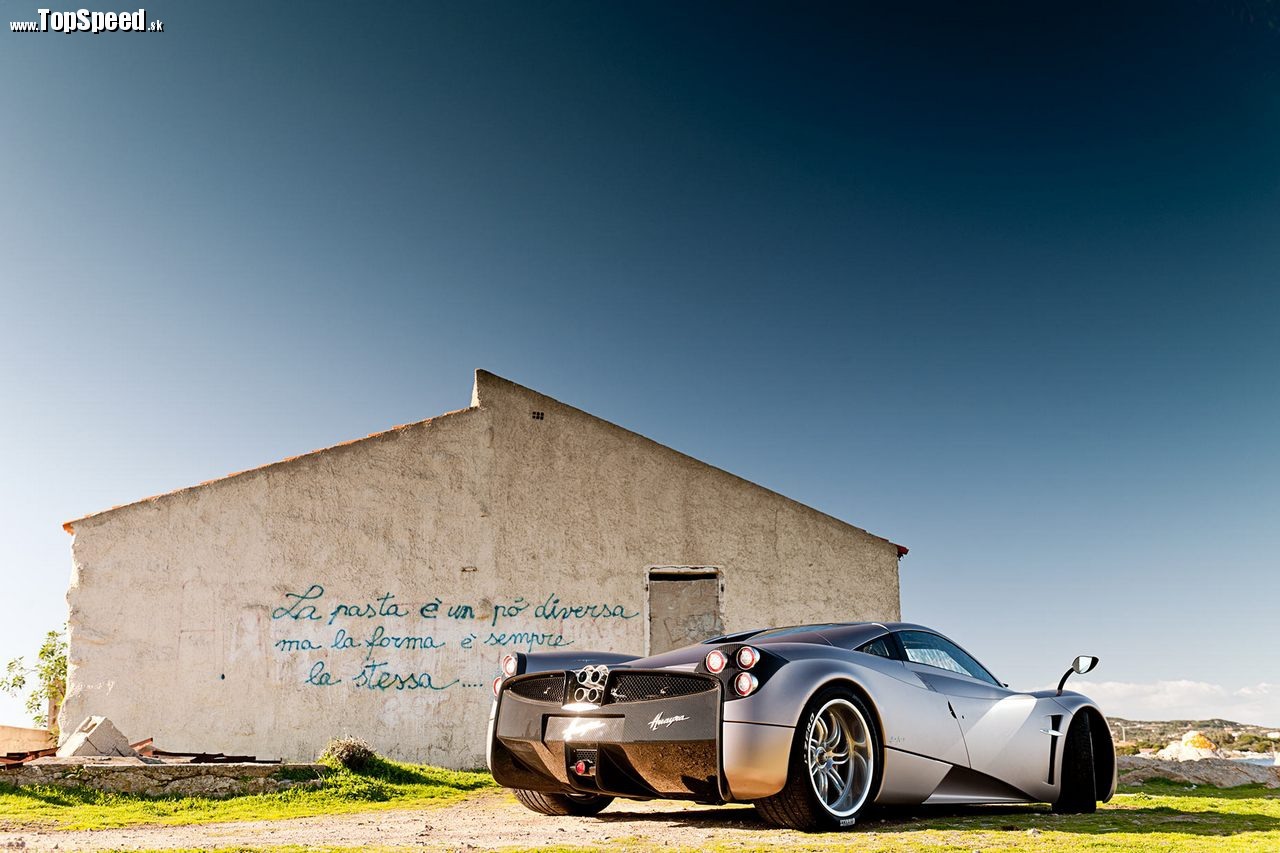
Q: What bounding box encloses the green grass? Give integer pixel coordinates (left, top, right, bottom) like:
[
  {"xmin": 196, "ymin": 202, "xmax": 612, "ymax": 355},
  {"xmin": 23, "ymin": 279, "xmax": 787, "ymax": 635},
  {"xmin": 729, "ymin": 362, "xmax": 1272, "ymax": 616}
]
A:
[
  {"xmin": 650, "ymin": 782, "xmax": 1280, "ymax": 852},
  {"xmin": 0, "ymin": 755, "xmax": 493, "ymax": 830},
  {"xmin": 815, "ymin": 781, "xmax": 1280, "ymax": 852},
  {"xmin": 570, "ymin": 784, "xmax": 1276, "ymax": 852}
]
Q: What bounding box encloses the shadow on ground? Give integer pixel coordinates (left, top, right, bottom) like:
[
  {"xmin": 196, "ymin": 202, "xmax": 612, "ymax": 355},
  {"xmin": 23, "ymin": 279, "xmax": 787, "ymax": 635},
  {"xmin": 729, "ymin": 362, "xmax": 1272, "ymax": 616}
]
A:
[{"xmin": 589, "ymin": 784, "xmax": 1280, "ymax": 838}]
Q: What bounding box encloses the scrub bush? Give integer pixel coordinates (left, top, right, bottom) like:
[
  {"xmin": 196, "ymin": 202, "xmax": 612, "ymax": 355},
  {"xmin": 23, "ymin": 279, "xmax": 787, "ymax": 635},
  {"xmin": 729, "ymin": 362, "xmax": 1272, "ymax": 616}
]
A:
[{"xmin": 321, "ymin": 736, "xmax": 375, "ymax": 771}]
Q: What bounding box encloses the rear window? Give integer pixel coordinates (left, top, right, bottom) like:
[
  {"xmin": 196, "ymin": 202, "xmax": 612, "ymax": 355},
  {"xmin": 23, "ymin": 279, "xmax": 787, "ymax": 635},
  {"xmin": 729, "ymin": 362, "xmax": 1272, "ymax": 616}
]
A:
[
  {"xmin": 857, "ymin": 637, "xmax": 896, "ymax": 659},
  {"xmin": 749, "ymin": 624, "xmax": 839, "ymax": 640}
]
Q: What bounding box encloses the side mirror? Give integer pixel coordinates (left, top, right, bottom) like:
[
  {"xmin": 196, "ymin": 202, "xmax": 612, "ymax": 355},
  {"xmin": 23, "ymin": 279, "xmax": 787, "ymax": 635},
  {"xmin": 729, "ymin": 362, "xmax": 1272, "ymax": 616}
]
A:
[
  {"xmin": 1057, "ymin": 654, "xmax": 1100, "ymax": 696},
  {"xmin": 1073, "ymin": 655, "xmax": 1099, "ymax": 675}
]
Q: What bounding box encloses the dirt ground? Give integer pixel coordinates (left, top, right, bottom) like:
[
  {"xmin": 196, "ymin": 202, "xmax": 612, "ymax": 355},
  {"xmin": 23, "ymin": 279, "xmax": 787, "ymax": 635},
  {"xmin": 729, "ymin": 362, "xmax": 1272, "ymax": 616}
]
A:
[{"xmin": 0, "ymin": 789, "xmax": 808, "ymax": 851}]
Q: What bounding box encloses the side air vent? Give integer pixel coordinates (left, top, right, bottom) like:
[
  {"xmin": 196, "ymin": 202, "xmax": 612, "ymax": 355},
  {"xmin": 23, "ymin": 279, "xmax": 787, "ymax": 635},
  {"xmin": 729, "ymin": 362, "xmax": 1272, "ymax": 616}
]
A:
[{"xmin": 1047, "ymin": 714, "xmax": 1063, "ymax": 784}]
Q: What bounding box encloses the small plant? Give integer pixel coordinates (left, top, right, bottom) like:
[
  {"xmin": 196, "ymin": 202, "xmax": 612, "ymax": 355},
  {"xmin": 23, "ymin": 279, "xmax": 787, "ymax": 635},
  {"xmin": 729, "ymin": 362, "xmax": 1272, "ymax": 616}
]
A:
[
  {"xmin": 321, "ymin": 736, "xmax": 375, "ymax": 771},
  {"xmin": 0, "ymin": 625, "xmax": 68, "ymax": 736}
]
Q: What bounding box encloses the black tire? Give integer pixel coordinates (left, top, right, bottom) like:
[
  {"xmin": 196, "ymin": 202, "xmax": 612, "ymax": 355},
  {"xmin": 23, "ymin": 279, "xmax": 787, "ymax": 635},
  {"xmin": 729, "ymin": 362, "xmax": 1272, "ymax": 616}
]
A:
[
  {"xmin": 511, "ymin": 787, "xmax": 614, "ymax": 816},
  {"xmin": 755, "ymin": 686, "xmax": 882, "ymax": 831},
  {"xmin": 1053, "ymin": 712, "xmax": 1098, "ymax": 814}
]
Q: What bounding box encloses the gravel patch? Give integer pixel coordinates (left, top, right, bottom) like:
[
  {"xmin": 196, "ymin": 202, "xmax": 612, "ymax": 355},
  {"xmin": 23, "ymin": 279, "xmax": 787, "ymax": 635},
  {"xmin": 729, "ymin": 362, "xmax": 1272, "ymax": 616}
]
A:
[{"xmin": 0, "ymin": 790, "xmax": 780, "ymax": 851}]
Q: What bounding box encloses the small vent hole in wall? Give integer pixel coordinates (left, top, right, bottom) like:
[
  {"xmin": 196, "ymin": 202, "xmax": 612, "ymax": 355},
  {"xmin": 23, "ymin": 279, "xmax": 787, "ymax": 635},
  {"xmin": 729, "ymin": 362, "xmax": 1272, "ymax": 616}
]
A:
[{"xmin": 531, "ymin": 411, "xmax": 545, "ymax": 420}]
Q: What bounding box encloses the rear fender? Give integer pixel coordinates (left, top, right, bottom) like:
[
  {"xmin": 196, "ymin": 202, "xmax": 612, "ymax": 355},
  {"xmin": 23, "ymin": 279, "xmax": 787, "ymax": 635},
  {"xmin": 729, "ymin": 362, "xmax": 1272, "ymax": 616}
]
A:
[{"xmin": 722, "ymin": 652, "xmax": 970, "ymax": 769}]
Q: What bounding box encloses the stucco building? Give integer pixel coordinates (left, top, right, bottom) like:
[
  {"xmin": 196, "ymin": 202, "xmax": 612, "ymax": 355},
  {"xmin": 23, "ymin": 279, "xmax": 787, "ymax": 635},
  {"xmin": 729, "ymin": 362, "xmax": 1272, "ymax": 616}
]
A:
[{"xmin": 62, "ymin": 370, "xmax": 905, "ymax": 768}]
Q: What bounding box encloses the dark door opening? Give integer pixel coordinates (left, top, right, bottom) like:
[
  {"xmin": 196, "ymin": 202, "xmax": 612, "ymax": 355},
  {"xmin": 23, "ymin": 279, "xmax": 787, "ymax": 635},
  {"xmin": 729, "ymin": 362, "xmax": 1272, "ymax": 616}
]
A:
[{"xmin": 646, "ymin": 567, "xmax": 723, "ymax": 655}]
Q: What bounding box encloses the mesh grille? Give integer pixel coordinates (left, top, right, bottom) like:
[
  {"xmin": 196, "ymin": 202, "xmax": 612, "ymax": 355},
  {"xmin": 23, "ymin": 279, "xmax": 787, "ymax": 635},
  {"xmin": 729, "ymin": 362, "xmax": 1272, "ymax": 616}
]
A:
[
  {"xmin": 608, "ymin": 673, "xmax": 715, "ymax": 703},
  {"xmin": 508, "ymin": 674, "xmax": 566, "ymax": 704}
]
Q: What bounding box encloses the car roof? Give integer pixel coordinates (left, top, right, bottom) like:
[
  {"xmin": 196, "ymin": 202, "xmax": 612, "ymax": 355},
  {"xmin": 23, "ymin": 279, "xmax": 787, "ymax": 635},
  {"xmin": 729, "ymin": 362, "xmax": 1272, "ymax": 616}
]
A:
[{"xmin": 709, "ymin": 621, "xmax": 936, "ymax": 649}]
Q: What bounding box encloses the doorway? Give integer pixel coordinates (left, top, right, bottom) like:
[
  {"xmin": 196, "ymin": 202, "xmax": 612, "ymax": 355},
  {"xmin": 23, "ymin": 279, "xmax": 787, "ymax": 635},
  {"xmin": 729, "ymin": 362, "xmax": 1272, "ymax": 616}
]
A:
[{"xmin": 646, "ymin": 567, "xmax": 723, "ymax": 655}]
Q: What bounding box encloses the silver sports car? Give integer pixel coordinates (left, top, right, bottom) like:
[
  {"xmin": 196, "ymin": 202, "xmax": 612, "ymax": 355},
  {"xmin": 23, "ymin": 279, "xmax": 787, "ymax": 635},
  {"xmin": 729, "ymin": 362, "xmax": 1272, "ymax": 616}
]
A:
[{"xmin": 487, "ymin": 621, "xmax": 1115, "ymax": 830}]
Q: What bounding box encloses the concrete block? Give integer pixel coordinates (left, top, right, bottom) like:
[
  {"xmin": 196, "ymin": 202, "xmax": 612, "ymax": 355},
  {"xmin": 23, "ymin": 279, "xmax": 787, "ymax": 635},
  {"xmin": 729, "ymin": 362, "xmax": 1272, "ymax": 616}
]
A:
[
  {"xmin": 56, "ymin": 716, "xmax": 138, "ymax": 758},
  {"xmin": 0, "ymin": 724, "xmax": 53, "ymax": 754}
]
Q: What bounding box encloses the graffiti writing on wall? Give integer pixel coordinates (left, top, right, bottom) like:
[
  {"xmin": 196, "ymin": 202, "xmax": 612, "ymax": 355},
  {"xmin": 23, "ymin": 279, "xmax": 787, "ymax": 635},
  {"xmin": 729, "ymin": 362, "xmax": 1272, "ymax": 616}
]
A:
[{"xmin": 269, "ymin": 584, "xmax": 638, "ymax": 692}]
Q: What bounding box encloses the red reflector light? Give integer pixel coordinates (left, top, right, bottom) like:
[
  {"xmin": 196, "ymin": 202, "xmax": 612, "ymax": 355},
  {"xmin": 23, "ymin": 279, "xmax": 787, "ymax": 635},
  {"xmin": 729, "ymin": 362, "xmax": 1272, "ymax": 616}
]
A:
[
  {"xmin": 736, "ymin": 646, "xmax": 760, "ymax": 670},
  {"xmin": 573, "ymin": 759, "xmax": 588, "ymax": 775},
  {"xmin": 734, "ymin": 672, "xmax": 759, "ymax": 697}
]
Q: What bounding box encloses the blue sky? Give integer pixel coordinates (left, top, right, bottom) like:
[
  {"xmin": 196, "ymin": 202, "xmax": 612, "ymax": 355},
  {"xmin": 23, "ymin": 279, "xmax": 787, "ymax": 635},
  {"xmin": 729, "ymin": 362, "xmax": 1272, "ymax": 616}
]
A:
[{"xmin": 2, "ymin": 2, "xmax": 1278, "ymax": 727}]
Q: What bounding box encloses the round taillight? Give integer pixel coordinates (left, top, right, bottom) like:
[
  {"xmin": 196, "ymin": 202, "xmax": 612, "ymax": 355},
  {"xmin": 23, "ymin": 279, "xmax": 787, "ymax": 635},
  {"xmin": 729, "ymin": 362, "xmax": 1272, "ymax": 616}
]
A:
[
  {"xmin": 705, "ymin": 649, "xmax": 728, "ymax": 674},
  {"xmin": 573, "ymin": 759, "xmax": 588, "ymax": 775},
  {"xmin": 734, "ymin": 672, "xmax": 759, "ymax": 697},
  {"xmin": 736, "ymin": 646, "xmax": 760, "ymax": 670},
  {"xmin": 492, "ymin": 675, "xmax": 504, "ymax": 697},
  {"xmin": 501, "ymin": 654, "xmax": 519, "ymax": 677}
]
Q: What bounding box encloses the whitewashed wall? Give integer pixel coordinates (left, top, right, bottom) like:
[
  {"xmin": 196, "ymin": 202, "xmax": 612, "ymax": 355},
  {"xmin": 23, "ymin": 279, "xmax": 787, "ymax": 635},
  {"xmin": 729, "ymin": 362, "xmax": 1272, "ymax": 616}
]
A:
[{"xmin": 63, "ymin": 371, "xmax": 900, "ymax": 768}]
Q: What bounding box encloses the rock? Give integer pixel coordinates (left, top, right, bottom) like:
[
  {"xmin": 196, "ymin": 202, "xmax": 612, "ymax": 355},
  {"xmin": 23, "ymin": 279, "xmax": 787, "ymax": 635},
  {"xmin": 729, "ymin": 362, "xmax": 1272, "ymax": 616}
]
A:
[
  {"xmin": 1155, "ymin": 730, "xmax": 1226, "ymax": 762},
  {"xmin": 56, "ymin": 716, "xmax": 137, "ymax": 758},
  {"xmin": 1118, "ymin": 755, "xmax": 1280, "ymax": 789}
]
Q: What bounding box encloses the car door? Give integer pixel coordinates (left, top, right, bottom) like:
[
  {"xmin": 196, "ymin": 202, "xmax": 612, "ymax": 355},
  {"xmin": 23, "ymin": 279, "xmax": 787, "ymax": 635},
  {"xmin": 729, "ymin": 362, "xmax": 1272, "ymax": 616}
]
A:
[
  {"xmin": 855, "ymin": 635, "xmax": 970, "ymax": 768},
  {"xmin": 896, "ymin": 630, "xmax": 1056, "ymax": 800}
]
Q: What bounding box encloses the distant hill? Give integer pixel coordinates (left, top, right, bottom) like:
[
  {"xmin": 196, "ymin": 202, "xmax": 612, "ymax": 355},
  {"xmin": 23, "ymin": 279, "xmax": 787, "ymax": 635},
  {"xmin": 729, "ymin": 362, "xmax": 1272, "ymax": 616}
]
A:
[{"xmin": 1108, "ymin": 717, "xmax": 1279, "ymax": 750}]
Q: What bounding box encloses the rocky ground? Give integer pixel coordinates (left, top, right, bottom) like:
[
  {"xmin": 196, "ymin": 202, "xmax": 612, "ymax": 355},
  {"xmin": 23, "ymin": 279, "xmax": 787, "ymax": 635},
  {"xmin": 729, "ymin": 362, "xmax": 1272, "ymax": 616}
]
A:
[{"xmin": 1117, "ymin": 755, "xmax": 1280, "ymax": 788}]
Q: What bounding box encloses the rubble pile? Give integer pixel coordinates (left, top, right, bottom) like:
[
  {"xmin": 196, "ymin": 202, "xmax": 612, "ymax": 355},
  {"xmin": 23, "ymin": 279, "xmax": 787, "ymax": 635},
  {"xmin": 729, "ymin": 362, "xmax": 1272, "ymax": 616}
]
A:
[{"xmin": 1, "ymin": 715, "xmax": 324, "ymax": 797}]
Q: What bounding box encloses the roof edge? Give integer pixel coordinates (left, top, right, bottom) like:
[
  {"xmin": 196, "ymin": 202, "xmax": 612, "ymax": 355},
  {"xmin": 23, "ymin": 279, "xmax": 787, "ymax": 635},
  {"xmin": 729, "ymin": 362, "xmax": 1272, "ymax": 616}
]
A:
[
  {"xmin": 62, "ymin": 369, "xmax": 909, "ymax": 557},
  {"xmin": 470, "ymin": 369, "xmax": 909, "ymax": 557}
]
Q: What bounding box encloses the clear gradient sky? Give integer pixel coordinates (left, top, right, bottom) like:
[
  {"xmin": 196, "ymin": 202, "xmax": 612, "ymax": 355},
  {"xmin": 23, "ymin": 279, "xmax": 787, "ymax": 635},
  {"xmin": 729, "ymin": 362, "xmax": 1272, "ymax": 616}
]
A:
[{"xmin": 2, "ymin": 2, "xmax": 1278, "ymax": 727}]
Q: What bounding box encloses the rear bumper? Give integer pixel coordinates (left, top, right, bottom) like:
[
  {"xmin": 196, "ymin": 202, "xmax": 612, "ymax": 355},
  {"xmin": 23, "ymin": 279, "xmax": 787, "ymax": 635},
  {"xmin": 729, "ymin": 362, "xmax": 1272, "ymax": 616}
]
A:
[{"xmin": 488, "ymin": 669, "xmax": 793, "ymax": 802}]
